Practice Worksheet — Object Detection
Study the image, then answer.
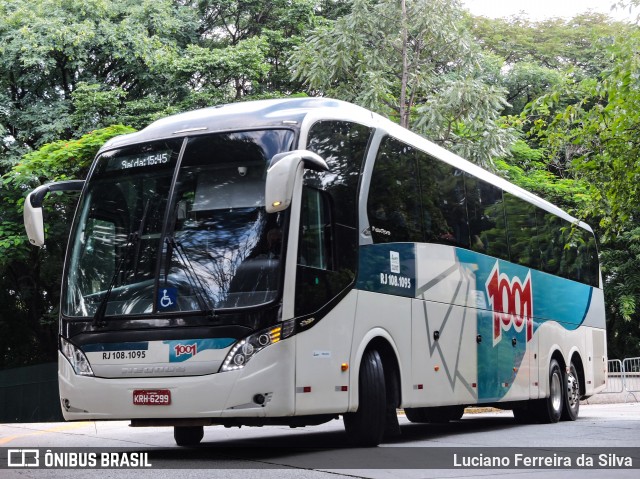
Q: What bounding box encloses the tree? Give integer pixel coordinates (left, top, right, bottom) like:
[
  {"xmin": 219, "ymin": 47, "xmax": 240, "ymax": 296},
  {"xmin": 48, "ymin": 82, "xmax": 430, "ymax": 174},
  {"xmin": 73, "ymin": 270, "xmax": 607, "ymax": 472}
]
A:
[
  {"xmin": 599, "ymin": 228, "xmax": 640, "ymax": 358},
  {"xmin": 290, "ymin": 0, "xmax": 515, "ymax": 167},
  {"xmin": 0, "ymin": 126, "xmax": 135, "ymax": 367},
  {"xmin": 494, "ymin": 140, "xmax": 590, "ymax": 212},
  {"xmin": 470, "ymin": 13, "xmax": 632, "ymax": 77},
  {"xmin": 172, "ymin": 0, "xmax": 319, "ymax": 100},
  {"xmin": 528, "ymin": 29, "xmax": 640, "ymax": 234},
  {"xmin": 0, "ymin": 0, "xmax": 198, "ymax": 159},
  {"xmin": 523, "ymin": 24, "xmax": 640, "ymax": 358},
  {"xmin": 468, "ymin": 12, "xmax": 637, "ymax": 125},
  {"xmin": 0, "ymin": 0, "xmax": 330, "ymax": 370}
]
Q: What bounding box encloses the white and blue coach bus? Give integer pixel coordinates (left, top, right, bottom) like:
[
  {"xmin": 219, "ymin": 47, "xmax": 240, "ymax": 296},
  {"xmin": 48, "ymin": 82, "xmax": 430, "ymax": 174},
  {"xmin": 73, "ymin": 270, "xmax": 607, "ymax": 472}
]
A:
[{"xmin": 24, "ymin": 98, "xmax": 607, "ymax": 446}]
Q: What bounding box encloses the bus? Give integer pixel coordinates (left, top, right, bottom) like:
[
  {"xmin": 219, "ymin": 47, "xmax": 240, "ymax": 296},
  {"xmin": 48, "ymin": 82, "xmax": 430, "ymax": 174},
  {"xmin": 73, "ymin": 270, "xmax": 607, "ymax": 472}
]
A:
[{"xmin": 23, "ymin": 98, "xmax": 607, "ymax": 447}]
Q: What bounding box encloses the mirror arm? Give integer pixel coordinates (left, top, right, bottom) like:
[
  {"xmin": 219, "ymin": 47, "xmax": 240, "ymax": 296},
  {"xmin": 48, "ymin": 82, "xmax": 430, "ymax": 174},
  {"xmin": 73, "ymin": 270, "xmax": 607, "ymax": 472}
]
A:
[
  {"xmin": 268, "ymin": 150, "xmax": 329, "ymax": 172},
  {"xmin": 29, "ymin": 180, "xmax": 85, "ymax": 208},
  {"xmin": 24, "ymin": 180, "xmax": 85, "ymax": 247}
]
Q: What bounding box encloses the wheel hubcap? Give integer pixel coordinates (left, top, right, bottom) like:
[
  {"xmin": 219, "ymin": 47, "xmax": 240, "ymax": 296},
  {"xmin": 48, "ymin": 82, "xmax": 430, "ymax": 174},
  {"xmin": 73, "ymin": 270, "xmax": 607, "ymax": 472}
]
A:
[
  {"xmin": 551, "ymin": 371, "xmax": 562, "ymax": 412},
  {"xmin": 567, "ymin": 371, "xmax": 579, "ymax": 410}
]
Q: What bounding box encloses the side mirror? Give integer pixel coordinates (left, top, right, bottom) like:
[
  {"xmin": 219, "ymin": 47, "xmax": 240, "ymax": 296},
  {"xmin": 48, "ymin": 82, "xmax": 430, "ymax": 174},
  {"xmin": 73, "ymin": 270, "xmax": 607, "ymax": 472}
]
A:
[
  {"xmin": 24, "ymin": 180, "xmax": 85, "ymax": 247},
  {"xmin": 265, "ymin": 150, "xmax": 328, "ymax": 213}
]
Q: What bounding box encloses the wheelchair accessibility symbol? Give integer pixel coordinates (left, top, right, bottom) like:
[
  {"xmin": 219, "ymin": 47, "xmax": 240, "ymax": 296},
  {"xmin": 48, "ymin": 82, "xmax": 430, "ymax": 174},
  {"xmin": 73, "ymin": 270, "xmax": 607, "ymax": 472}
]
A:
[{"xmin": 158, "ymin": 287, "xmax": 177, "ymax": 310}]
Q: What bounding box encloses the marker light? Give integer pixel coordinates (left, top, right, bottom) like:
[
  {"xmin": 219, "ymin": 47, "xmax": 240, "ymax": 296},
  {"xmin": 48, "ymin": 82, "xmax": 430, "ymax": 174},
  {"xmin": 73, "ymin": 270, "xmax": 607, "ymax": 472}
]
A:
[{"xmin": 60, "ymin": 337, "xmax": 94, "ymax": 377}]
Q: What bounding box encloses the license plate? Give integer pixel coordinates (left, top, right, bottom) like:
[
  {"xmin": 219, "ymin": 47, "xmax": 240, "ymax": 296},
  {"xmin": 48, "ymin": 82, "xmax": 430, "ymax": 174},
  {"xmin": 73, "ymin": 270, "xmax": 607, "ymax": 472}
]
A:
[{"xmin": 133, "ymin": 389, "xmax": 171, "ymax": 405}]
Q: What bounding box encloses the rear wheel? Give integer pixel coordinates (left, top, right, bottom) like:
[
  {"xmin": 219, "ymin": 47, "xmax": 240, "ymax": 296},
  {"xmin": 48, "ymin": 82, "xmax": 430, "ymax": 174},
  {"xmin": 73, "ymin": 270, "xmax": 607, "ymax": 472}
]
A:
[
  {"xmin": 535, "ymin": 359, "xmax": 563, "ymax": 423},
  {"xmin": 343, "ymin": 349, "xmax": 386, "ymax": 447},
  {"xmin": 561, "ymin": 361, "xmax": 580, "ymax": 421},
  {"xmin": 174, "ymin": 425, "xmax": 204, "ymax": 446}
]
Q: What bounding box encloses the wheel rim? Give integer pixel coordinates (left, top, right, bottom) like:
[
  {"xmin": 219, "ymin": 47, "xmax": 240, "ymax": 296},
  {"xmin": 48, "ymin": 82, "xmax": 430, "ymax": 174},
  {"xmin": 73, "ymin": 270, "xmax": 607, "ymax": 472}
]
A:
[
  {"xmin": 567, "ymin": 369, "xmax": 580, "ymax": 411},
  {"xmin": 550, "ymin": 370, "xmax": 562, "ymax": 413}
]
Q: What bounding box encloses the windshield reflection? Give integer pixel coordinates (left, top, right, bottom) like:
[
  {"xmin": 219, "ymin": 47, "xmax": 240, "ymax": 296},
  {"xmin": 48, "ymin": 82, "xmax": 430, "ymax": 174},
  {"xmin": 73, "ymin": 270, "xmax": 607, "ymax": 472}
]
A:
[{"xmin": 64, "ymin": 130, "xmax": 293, "ymax": 318}]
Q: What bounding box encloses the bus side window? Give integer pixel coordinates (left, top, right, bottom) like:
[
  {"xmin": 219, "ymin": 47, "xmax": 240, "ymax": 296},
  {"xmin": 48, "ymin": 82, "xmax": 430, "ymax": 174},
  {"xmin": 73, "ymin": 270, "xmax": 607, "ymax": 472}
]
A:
[
  {"xmin": 417, "ymin": 153, "xmax": 469, "ymax": 248},
  {"xmin": 537, "ymin": 210, "xmax": 562, "ymax": 276},
  {"xmin": 367, "ymin": 137, "xmax": 422, "ymax": 243},
  {"xmin": 579, "ymin": 229, "xmax": 600, "ymax": 287},
  {"xmin": 298, "ymin": 187, "xmax": 332, "ymax": 270},
  {"xmin": 504, "ymin": 193, "xmax": 539, "ymax": 269},
  {"xmin": 295, "ymin": 120, "xmax": 372, "ymax": 317},
  {"xmin": 466, "ymin": 176, "xmax": 507, "ymax": 259}
]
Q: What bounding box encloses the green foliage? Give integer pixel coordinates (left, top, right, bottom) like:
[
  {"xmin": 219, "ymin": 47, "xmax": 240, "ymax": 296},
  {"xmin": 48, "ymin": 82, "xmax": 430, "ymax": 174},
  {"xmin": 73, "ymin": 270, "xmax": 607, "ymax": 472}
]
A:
[
  {"xmin": 181, "ymin": 0, "xmax": 318, "ymax": 98},
  {"xmin": 0, "ymin": 126, "xmax": 134, "ymax": 367},
  {"xmin": 469, "ymin": 13, "xmax": 633, "ymax": 122},
  {"xmin": 0, "ymin": 0, "xmax": 197, "ymax": 164},
  {"xmin": 0, "ymin": 0, "xmax": 637, "ymax": 363},
  {"xmin": 528, "ymin": 30, "xmax": 640, "ymax": 236},
  {"xmin": 494, "ymin": 140, "xmax": 590, "ymax": 212},
  {"xmin": 600, "ymin": 228, "xmax": 640, "ymax": 358},
  {"xmin": 470, "ymin": 13, "xmax": 632, "ymax": 76},
  {"xmin": 290, "ymin": 0, "xmax": 517, "ymax": 167},
  {"xmin": 8, "ymin": 125, "xmax": 134, "ymax": 187}
]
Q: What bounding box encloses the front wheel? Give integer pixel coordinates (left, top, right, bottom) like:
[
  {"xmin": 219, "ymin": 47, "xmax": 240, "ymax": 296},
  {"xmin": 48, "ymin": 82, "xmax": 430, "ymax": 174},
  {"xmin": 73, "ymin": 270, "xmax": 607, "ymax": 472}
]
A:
[
  {"xmin": 174, "ymin": 425, "xmax": 204, "ymax": 446},
  {"xmin": 405, "ymin": 405, "xmax": 464, "ymax": 423},
  {"xmin": 561, "ymin": 361, "xmax": 580, "ymax": 421},
  {"xmin": 343, "ymin": 349, "xmax": 386, "ymax": 447}
]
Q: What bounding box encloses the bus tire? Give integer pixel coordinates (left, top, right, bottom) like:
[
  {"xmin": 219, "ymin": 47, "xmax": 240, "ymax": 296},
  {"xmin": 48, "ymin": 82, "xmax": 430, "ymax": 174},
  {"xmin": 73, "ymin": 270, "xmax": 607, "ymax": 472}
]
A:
[
  {"xmin": 174, "ymin": 425, "xmax": 204, "ymax": 446},
  {"xmin": 404, "ymin": 407, "xmax": 429, "ymax": 423},
  {"xmin": 536, "ymin": 359, "xmax": 563, "ymax": 424},
  {"xmin": 512, "ymin": 404, "xmax": 537, "ymax": 424},
  {"xmin": 343, "ymin": 349, "xmax": 386, "ymax": 447},
  {"xmin": 449, "ymin": 406, "xmax": 465, "ymax": 421},
  {"xmin": 561, "ymin": 361, "xmax": 580, "ymax": 421},
  {"xmin": 404, "ymin": 405, "xmax": 464, "ymax": 423}
]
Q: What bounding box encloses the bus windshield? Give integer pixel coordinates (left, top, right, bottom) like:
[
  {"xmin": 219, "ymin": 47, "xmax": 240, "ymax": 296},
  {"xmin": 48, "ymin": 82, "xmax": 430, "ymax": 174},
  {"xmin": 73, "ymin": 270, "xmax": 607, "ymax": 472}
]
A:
[{"xmin": 64, "ymin": 130, "xmax": 294, "ymax": 318}]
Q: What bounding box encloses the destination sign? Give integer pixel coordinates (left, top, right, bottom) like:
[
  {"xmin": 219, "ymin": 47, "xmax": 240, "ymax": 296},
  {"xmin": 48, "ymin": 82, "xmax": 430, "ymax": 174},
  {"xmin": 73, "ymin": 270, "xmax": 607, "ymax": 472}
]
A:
[
  {"xmin": 119, "ymin": 151, "xmax": 171, "ymax": 170},
  {"xmin": 103, "ymin": 150, "xmax": 174, "ymax": 171}
]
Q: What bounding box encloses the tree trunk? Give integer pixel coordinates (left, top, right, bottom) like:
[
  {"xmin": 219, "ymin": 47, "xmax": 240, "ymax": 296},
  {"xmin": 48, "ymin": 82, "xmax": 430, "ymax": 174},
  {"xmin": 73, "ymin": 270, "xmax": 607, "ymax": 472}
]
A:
[{"xmin": 399, "ymin": 0, "xmax": 409, "ymax": 129}]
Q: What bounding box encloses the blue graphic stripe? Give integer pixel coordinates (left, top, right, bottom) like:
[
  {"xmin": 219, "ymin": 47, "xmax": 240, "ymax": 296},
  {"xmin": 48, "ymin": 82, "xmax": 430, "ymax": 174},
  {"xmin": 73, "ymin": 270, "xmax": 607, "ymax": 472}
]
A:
[{"xmin": 455, "ymin": 248, "xmax": 592, "ymax": 330}]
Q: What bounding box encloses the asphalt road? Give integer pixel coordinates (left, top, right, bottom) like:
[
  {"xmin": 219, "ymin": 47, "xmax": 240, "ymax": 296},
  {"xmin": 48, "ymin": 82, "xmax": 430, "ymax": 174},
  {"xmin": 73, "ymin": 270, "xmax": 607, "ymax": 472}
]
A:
[{"xmin": 1, "ymin": 403, "xmax": 639, "ymax": 478}]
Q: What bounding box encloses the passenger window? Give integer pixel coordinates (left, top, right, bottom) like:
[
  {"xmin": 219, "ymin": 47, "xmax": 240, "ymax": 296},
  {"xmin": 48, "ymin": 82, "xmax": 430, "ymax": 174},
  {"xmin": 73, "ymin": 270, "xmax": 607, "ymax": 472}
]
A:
[
  {"xmin": 418, "ymin": 154, "xmax": 469, "ymax": 248},
  {"xmin": 504, "ymin": 193, "xmax": 539, "ymax": 269},
  {"xmin": 368, "ymin": 137, "xmax": 422, "ymax": 243},
  {"xmin": 577, "ymin": 229, "xmax": 599, "ymax": 286},
  {"xmin": 537, "ymin": 210, "xmax": 564, "ymax": 276},
  {"xmin": 466, "ymin": 176, "xmax": 507, "ymax": 259}
]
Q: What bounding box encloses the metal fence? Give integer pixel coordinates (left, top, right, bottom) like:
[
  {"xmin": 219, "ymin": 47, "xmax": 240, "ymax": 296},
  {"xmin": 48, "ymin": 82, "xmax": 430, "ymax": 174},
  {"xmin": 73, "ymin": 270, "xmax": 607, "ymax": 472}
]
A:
[
  {"xmin": 601, "ymin": 357, "xmax": 640, "ymax": 401},
  {"xmin": 622, "ymin": 357, "xmax": 640, "ymax": 394},
  {"xmin": 602, "ymin": 359, "xmax": 624, "ymax": 393}
]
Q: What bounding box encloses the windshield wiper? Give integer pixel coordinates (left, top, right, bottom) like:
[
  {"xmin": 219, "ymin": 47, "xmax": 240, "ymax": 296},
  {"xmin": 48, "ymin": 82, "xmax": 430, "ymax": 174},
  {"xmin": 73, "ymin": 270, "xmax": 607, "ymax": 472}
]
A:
[
  {"xmin": 92, "ymin": 232, "xmax": 139, "ymax": 327},
  {"xmin": 164, "ymin": 235, "xmax": 218, "ymax": 319},
  {"xmin": 92, "ymin": 198, "xmax": 153, "ymax": 326}
]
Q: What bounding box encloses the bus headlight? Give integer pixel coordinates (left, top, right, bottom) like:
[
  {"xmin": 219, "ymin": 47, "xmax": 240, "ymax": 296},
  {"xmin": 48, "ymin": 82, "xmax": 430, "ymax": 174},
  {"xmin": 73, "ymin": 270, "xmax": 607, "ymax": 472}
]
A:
[
  {"xmin": 220, "ymin": 324, "xmax": 284, "ymax": 372},
  {"xmin": 60, "ymin": 337, "xmax": 94, "ymax": 377}
]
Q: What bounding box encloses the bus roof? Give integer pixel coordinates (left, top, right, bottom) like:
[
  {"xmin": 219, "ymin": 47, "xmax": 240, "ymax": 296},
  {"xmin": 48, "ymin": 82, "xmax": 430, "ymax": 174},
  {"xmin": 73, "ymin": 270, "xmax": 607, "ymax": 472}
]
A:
[
  {"xmin": 98, "ymin": 97, "xmax": 591, "ymax": 233},
  {"xmin": 99, "ymin": 97, "xmax": 373, "ymax": 152}
]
